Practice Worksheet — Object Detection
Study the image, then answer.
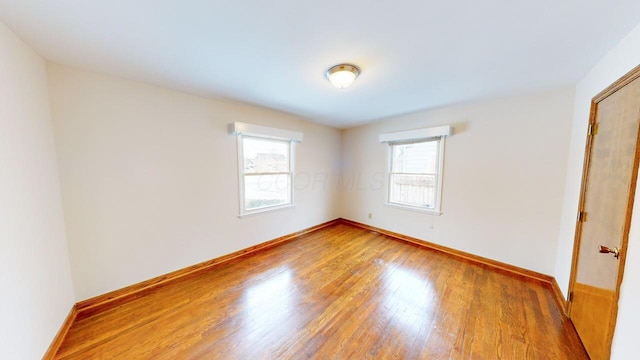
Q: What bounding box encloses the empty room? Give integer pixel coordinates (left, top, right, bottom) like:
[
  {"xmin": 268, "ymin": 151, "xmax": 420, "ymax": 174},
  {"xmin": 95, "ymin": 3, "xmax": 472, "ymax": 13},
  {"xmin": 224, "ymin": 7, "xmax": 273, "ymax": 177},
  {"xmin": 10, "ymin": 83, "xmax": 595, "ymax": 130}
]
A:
[{"xmin": 2, "ymin": 1, "xmax": 640, "ymax": 359}]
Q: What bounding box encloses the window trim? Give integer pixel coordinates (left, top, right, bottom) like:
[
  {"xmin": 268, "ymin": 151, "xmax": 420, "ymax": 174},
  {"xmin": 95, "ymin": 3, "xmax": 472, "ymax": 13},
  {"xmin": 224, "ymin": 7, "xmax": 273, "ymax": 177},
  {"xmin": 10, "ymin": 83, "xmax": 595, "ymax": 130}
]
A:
[
  {"xmin": 380, "ymin": 125, "xmax": 451, "ymax": 215},
  {"xmin": 385, "ymin": 137, "xmax": 445, "ymax": 215},
  {"xmin": 231, "ymin": 122, "xmax": 302, "ymax": 218}
]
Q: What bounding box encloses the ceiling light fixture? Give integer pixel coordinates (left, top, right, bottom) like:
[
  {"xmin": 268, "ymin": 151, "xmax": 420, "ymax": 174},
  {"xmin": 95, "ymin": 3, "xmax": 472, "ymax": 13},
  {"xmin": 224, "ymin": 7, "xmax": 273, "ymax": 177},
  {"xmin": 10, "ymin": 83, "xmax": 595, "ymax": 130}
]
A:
[{"xmin": 326, "ymin": 64, "xmax": 360, "ymax": 89}]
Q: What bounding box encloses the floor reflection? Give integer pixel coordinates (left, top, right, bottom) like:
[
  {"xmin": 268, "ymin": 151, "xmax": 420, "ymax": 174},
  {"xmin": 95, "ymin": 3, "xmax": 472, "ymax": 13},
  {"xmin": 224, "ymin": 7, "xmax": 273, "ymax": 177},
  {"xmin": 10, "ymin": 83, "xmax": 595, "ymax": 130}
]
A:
[
  {"xmin": 382, "ymin": 265, "xmax": 435, "ymax": 334},
  {"xmin": 241, "ymin": 267, "xmax": 297, "ymax": 345}
]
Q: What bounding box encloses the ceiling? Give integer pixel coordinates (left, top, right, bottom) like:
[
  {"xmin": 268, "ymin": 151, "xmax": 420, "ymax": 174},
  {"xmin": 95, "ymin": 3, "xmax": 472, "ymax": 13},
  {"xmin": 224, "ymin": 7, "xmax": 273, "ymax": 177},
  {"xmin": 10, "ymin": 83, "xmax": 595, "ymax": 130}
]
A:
[{"xmin": 1, "ymin": 1, "xmax": 639, "ymax": 128}]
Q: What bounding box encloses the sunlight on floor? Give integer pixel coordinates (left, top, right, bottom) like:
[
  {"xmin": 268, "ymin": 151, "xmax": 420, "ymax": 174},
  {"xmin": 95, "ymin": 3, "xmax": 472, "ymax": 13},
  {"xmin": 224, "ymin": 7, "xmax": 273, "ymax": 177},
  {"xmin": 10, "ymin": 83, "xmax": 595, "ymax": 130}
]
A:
[{"xmin": 383, "ymin": 265, "xmax": 435, "ymax": 335}]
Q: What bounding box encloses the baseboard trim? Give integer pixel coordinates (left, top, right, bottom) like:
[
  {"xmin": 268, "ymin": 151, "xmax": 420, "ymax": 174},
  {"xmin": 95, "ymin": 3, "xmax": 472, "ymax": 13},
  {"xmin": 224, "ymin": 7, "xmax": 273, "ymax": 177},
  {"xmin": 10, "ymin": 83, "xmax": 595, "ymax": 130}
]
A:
[
  {"xmin": 42, "ymin": 304, "xmax": 78, "ymax": 360},
  {"xmin": 550, "ymin": 278, "xmax": 568, "ymax": 314},
  {"xmin": 339, "ymin": 219, "xmax": 577, "ymax": 322},
  {"xmin": 76, "ymin": 218, "xmax": 340, "ymax": 318},
  {"xmin": 338, "ymin": 218, "xmax": 555, "ymax": 285},
  {"xmin": 47, "ymin": 217, "xmax": 569, "ymax": 357}
]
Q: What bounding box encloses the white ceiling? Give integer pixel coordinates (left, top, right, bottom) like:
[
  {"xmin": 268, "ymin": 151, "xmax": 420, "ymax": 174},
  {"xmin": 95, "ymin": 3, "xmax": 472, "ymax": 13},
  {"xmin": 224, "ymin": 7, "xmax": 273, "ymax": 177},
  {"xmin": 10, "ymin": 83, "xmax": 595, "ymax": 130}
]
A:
[{"xmin": 1, "ymin": 1, "xmax": 639, "ymax": 128}]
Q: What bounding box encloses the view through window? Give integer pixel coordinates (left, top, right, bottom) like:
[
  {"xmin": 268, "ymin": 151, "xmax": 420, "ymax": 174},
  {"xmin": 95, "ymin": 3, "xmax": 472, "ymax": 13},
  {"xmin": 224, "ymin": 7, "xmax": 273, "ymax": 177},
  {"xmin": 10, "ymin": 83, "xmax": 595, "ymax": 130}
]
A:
[
  {"xmin": 240, "ymin": 136, "xmax": 292, "ymax": 213},
  {"xmin": 388, "ymin": 139, "xmax": 442, "ymax": 211}
]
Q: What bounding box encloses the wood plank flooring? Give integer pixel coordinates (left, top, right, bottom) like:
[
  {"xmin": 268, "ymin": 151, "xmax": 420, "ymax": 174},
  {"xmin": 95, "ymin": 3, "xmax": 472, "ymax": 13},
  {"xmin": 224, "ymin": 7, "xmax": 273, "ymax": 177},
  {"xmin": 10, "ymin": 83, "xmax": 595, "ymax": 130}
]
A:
[{"xmin": 55, "ymin": 223, "xmax": 588, "ymax": 359}]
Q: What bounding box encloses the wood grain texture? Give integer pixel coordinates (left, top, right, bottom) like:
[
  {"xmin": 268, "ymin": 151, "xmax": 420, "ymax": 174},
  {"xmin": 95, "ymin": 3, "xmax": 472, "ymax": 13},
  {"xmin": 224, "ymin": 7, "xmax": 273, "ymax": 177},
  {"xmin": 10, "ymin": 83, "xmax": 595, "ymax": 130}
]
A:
[
  {"xmin": 568, "ymin": 65, "xmax": 640, "ymax": 360},
  {"xmin": 74, "ymin": 219, "xmax": 340, "ymax": 319},
  {"xmin": 574, "ymin": 76, "xmax": 640, "ymax": 289},
  {"xmin": 55, "ymin": 223, "xmax": 586, "ymax": 359},
  {"xmin": 340, "ymin": 218, "xmax": 555, "ymax": 284},
  {"xmin": 43, "ymin": 305, "xmax": 77, "ymax": 359},
  {"xmin": 571, "ymin": 283, "xmax": 615, "ymax": 360}
]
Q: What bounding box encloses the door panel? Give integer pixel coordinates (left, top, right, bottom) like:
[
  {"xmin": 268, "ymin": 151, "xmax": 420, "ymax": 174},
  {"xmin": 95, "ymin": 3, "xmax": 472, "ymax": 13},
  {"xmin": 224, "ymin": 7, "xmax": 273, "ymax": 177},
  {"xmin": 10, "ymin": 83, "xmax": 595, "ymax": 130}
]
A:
[
  {"xmin": 570, "ymin": 71, "xmax": 640, "ymax": 360},
  {"xmin": 571, "ymin": 284, "xmax": 615, "ymax": 359}
]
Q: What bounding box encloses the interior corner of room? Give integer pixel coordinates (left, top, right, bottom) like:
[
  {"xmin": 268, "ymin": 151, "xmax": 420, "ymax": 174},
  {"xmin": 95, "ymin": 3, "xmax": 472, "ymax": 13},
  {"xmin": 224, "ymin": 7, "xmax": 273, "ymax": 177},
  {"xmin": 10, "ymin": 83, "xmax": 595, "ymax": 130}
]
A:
[{"xmin": 2, "ymin": 5, "xmax": 640, "ymax": 360}]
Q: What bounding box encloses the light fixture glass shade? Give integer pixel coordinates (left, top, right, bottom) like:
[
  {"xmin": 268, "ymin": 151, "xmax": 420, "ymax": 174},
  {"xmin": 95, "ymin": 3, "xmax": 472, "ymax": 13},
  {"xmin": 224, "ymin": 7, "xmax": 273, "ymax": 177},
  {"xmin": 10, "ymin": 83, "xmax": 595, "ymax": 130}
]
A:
[{"xmin": 326, "ymin": 64, "xmax": 360, "ymax": 89}]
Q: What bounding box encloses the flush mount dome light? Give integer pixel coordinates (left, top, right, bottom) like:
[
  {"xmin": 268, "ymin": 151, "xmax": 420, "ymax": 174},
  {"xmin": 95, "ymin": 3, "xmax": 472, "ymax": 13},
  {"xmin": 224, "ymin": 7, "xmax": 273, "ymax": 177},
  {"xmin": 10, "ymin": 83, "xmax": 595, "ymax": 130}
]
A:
[{"xmin": 326, "ymin": 64, "xmax": 360, "ymax": 89}]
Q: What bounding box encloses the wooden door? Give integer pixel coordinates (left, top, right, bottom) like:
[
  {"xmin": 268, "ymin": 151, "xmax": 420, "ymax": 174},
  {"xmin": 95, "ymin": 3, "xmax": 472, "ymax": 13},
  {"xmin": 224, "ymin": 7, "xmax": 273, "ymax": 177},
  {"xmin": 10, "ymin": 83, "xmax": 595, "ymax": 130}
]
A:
[{"xmin": 569, "ymin": 66, "xmax": 640, "ymax": 360}]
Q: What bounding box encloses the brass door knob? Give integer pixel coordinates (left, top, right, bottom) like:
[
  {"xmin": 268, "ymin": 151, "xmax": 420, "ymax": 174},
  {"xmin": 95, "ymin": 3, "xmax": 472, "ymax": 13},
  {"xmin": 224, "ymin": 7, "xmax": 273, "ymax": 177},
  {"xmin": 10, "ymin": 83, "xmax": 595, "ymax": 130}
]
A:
[{"xmin": 598, "ymin": 245, "xmax": 620, "ymax": 259}]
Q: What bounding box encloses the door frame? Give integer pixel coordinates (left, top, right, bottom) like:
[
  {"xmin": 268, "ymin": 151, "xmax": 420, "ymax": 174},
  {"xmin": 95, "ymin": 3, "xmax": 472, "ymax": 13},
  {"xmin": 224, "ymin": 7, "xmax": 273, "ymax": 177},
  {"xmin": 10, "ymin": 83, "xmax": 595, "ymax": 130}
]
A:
[{"xmin": 567, "ymin": 63, "xmax": 640, "ymax": 357}]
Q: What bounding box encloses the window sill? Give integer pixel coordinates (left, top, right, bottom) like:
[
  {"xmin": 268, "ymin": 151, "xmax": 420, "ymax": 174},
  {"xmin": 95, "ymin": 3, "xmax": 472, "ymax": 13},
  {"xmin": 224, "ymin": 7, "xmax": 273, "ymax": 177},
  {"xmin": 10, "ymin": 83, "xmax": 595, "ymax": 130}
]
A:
[
  {"xmin": 384, "ymin": 202, "xmax": 442, "ymax": 216},
  {"xmin": 238, "ymin": 204, "xmax": 295, "ymax": 218}
]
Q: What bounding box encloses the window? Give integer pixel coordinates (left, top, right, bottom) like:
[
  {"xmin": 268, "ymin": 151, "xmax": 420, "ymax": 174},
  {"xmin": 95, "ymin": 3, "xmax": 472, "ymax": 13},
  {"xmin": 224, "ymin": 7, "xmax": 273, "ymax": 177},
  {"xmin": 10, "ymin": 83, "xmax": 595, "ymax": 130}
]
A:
[
  {"xmin": 231, "ymin": 122, "xmax": 302, "ymax": 217},
  {"xmin": 380, "ymin": 126, "xmax": 451, "ymax": 214},
  {"xmin": 240, "ymin": 136, "xmax": 292, "ymax": 212}
]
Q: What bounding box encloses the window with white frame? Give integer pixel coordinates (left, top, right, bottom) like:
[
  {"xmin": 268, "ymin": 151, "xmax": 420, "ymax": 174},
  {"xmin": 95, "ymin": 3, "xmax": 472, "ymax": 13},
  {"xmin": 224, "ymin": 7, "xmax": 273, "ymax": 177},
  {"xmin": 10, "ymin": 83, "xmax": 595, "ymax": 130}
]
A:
[
  {"xmin": 231, "ymin": 122, "xmax": 302, "ymax": 217},
  {"xmin": 380, "ymin": 126, "xmax": 451, "ymax": 214}
]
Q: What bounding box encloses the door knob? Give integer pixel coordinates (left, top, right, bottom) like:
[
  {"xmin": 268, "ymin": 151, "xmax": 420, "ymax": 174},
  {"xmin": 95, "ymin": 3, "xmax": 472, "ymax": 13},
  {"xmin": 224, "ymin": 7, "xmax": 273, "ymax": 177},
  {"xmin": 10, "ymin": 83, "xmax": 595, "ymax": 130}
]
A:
[{"xmin": 598, "ymin": 245, "xmax": 620, "ymax": 259}]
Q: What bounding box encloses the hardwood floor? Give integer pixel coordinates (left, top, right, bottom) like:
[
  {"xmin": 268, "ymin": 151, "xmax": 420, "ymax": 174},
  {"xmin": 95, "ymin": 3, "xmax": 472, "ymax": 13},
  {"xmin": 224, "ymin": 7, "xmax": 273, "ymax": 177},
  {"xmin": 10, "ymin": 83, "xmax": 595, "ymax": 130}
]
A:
[{"xmin": 55, "ymin": 223, "xmax": 587, "ymax": 359}]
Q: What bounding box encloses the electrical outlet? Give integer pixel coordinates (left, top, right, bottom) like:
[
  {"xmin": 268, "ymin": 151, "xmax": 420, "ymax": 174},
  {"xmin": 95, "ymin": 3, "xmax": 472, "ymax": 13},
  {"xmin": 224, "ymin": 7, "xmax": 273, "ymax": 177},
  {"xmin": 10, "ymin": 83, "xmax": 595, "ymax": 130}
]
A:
[{"xmin": 368, "ymin": 213, "xmax": 372, "ymax": 219}]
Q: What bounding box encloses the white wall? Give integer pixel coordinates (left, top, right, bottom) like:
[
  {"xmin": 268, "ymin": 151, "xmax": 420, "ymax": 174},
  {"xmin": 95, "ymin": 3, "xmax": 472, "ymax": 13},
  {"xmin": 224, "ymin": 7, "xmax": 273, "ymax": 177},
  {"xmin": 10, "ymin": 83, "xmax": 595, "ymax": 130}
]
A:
[
  {"xmin": 340, "ymin": 87, "xmax": 575, "ymax": 275},
  {"xmin": 553, "ymin": 21, "xmax": 640, "ymax": 360},
  {"xmin": 47, "ymin": 64, "xmax": 342, "ymax": 300},
  {"xmin": 0, "ymin": 23, "xmax": 75, "ymax": 359}
]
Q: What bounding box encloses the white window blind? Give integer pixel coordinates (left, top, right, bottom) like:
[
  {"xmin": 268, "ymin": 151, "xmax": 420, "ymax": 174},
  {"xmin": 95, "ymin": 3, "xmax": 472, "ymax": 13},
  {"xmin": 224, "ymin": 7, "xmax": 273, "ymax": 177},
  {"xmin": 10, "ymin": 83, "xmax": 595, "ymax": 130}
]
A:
[
  {"xmin": 380, "ymin": 126, "xmax": 451, "ymax": 214},
  {"xmin": 231, "ymin": 122, "xmax": 302, "ymax": 217}
]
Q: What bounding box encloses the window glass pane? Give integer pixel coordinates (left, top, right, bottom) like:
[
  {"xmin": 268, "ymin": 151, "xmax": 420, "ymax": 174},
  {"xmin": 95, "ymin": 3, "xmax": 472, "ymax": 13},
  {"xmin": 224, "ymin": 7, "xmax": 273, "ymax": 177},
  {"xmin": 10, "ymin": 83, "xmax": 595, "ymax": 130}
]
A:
[
  {"xmin": 243, "ymin": 137, "xmax": 289, "ymax": 174},
  {"xmin": 244, "ymin": 174, "xmax": 290, "ymax": 210},
  {"xmin": 391, "ymin": 141, "xmax": 438, "ymax": 174},
  {"xmin": 389, "ymin": 174, "xmax": 436, "ymax": 208}
]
